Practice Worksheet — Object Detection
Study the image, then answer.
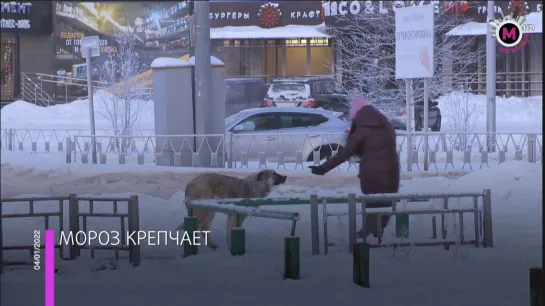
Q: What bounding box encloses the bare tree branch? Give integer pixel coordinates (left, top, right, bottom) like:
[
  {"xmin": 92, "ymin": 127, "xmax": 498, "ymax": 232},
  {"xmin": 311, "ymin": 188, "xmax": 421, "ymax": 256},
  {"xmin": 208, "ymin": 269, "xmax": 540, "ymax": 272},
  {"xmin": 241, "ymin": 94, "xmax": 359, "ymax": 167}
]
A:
[
  {"xmin": 98, "ymin": 31, "xmax": 147, "ymax": 153},
  {"xmin": 329, "ymin": 2, "xmax": 484, "ymax": 118}
]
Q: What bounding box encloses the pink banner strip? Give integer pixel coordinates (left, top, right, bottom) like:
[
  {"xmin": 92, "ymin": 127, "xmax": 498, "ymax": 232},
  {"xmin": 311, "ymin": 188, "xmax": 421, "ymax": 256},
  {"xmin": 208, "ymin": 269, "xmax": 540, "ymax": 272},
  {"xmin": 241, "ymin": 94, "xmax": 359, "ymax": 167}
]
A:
[{"xmin": 45, "ymin": 230, "xmax": 55, "ymax": 306}]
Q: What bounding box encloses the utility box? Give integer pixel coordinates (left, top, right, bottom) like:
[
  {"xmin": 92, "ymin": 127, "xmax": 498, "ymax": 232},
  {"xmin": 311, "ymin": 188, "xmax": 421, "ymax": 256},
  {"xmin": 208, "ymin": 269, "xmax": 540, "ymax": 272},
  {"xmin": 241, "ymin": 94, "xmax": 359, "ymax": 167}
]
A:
[
  {"xmin": 151, "ymin": 56, "xmax": 226, "ymax": 168},
  {"xmin": 151, "ymin": 57, "xmax": 194, "ymax": 166}
]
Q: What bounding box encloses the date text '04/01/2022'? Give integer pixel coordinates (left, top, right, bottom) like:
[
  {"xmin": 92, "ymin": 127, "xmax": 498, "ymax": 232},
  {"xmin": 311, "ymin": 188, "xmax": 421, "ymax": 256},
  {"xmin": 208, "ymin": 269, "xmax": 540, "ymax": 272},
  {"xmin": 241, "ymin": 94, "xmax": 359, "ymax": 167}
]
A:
[{"xmin": 57, "ymin": 230, "xmax": 211, "ymax": 247}]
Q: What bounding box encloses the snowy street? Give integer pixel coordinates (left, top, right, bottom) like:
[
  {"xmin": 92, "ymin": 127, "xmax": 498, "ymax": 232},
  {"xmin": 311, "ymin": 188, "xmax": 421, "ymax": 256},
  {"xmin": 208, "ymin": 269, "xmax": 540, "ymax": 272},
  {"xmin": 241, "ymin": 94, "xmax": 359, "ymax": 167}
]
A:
[
  {"xmin": 1, "ymin": 1, "xmax": 543, "ymax": 305},
  {"xmin": 0, "ymin": 155, "xmax": 542, "ymax": 306},
  {"xmin": 1, "ymin": 90, "xmax": 543, "ymax": 306}
]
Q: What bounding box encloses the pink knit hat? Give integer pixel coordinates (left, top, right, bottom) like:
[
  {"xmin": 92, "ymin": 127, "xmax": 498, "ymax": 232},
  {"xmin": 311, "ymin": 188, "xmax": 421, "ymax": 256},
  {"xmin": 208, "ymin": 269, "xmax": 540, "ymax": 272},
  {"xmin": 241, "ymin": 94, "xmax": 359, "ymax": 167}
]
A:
[{"xmin": 350, "ymin": 96, "xmax": 369, "ymax": 119}]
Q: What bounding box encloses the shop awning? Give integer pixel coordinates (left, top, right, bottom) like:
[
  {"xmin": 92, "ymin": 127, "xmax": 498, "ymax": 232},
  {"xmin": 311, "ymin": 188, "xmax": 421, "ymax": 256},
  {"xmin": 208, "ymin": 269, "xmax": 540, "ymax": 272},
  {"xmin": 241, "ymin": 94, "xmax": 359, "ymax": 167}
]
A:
[
  {"xmin": 210, "ymin": 22, "xmax": 330, "ymax": 39},
  {"xmin": 446, "ymin": 11, "xmax": 542, "ymax": 36}
]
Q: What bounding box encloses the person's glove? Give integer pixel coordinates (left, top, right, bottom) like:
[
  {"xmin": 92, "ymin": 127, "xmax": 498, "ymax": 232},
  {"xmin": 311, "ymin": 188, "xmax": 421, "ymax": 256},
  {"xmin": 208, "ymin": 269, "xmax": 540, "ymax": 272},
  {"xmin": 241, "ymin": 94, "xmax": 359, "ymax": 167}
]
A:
[{"xmin": 309, "ymin": 165, "xmax": 327, "ymax": 176}]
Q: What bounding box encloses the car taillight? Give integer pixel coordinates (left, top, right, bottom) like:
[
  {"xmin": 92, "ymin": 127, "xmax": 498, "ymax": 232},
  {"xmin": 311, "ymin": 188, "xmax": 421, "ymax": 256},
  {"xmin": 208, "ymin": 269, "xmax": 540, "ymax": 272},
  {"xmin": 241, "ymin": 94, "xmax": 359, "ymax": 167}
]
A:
[
  {"xmin": 345, "ymin": 128, "xmax": 351, "ymax": 133},
  {"xmin": 401, "ymin": 110, "xmax": 406, "ymax": 116},
  {"xmin": 263, "ymin": 99, "xmax": 273, "ymax": 107},
  {"xmin": 301, "ymin": 99, "xmax": 318, "ymax": 108}
]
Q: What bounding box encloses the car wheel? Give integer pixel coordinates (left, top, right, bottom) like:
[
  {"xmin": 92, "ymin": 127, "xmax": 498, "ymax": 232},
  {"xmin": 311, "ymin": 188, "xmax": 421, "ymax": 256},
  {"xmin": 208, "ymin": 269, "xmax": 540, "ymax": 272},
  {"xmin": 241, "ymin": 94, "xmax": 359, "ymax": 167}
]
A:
[
  {"xmin": 306, "ymin": 144, "xmax": 342, "ymax": 162},
  {"xmin": 431, "ymin": 115, "xmax": 441, "ymax": 132}
]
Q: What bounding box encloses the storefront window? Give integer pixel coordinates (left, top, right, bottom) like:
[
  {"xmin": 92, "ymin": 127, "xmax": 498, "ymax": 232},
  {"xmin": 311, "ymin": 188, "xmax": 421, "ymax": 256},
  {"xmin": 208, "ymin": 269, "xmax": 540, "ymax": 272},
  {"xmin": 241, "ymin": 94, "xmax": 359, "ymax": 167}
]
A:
[
  {"xmin": 286, "ymin": 39, "xmax": 306, "ymax": 47},
  {"xmin": 1, "ymin": 34, "xmax": 16, "ymax": 100}
]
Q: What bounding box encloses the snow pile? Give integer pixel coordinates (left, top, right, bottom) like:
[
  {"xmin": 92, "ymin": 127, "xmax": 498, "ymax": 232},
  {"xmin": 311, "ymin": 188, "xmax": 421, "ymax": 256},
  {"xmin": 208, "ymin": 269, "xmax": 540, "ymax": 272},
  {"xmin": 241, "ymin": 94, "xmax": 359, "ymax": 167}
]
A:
[
  {"xmin": 210, "ymin": 23, "xmax": 329, "ymax": 39},
  {"xmin": 1, "ymin": 91, "xmax": 541, "ymax": 133},
  {"xmin": 150, "ymin": 57, "xmax": 190, "ymax": 69},
  {"xmin": 439, "ymin": 92, "xmax": 542, "ymax": 133},
  {"xmin": 0, "ymin": 161, "xmax": 541, "ymax": 305},
  {"xmin": 0, "ymin": 90, "xmax": 155, "ymax": 130}
]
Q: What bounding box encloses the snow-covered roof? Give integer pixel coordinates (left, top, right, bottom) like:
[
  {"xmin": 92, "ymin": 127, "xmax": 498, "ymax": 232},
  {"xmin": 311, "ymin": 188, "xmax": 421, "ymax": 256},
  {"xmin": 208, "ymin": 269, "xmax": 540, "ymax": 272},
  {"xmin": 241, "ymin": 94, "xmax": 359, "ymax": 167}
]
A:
[
  {"xmin": 446, "ymin": 11, "xmax": 543, "ymax": 36},
  {"xmin": 210, "ymin": 22, "xmax": 330, "ymax": 39},
  {"xmin": 151, "ymin": 58, "xmax": 191, "ymax": 69},
  {"xmin": 187, "ymin": 56, "xmax": 225, "ymax": 66}
]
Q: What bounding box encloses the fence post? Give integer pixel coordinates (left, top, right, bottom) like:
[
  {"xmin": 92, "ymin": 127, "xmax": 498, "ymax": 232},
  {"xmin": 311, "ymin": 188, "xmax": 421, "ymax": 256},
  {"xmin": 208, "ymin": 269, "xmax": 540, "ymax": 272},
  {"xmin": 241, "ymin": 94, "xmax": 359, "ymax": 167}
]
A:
[
  {"xmin": 68, "ymin": 194, "xmax": 79, "ymax": 260},
  {"xmin": 396, "ymin": 199, "xmax": 409, "ymax": 238},
  {"xmin": 284, "ymin": 236, "xmax": 300, "ymax": 280},
  {"xmin": 310, "ymin": 194, "xmax": 319, "ymax": 255},
  {"xmin": 183, "ymin": 216, "xmax": 198, "ymax": 258},
  {"xmin": 530, "ymin": 267, "xmax": 543, "ymax": 306},
  {"xmin": 348, "ymin": 194, "xmax": 357, "ymax": 253},
  {"xmin": 72, "ymin": 135, "xmax": 77, "ymax": 162},
  {"xmin": 128, "ymin": 195, "xmax": 141, "ymax": 267},
  {"xmin": 65, "ymin": 137, "xmax": 72, "ymax": 164},
  {"xmin": 227, "ymin": 132, "xmax": 233, "ymax": 168},
  {"xmin": 7, "ymin": 128, "xmax": 13, "ymax": 151},
  {"xmin": 527, "ymin": 134, "xmax": 536, "ymax": 163},
  {"xmin": 353, "ymin": 242, "xmax": 370, "ymax": 288},
  {"xmin": 230, "ymin": 228, "xmax": 246, "ymax": 256},
  {"xmin": 482, "ymin": 189, "xmax": 494, "ymax": 248}
]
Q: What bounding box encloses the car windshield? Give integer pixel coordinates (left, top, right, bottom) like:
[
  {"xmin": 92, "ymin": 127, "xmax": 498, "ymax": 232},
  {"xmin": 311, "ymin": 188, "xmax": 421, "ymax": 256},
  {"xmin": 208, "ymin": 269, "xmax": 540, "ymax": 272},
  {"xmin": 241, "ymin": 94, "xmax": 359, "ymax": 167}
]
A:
[{"xmin": 225, "ymin": 112, "xmax": 246, "ymax": 127}]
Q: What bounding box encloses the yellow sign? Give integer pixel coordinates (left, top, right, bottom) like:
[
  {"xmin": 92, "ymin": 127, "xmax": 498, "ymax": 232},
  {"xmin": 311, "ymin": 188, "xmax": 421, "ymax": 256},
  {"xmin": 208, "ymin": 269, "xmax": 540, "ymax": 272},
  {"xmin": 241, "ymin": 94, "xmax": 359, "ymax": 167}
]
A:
[{"xmin": 107, "ymin": 54, "xmax": 190, "ymax": 93}]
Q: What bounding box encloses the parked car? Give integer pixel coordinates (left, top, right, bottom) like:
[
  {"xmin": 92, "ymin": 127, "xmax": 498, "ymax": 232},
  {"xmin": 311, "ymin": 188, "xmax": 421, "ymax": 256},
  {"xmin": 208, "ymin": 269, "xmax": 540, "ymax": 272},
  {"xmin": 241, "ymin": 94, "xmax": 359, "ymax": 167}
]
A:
[
  {"xmin": 388, "ymin": 98, "xmax": 442, "ymax": 131},
  {"xmin": 225, "ymin": 107, "xmax": 349, "ymax": 163},
  {"xmin": 263, "ymin": 76, "xmax": 350, "ymax": 115},
  {"xmin": 225, "ymin": 78, "xmax": 268, "ymax": 117}
]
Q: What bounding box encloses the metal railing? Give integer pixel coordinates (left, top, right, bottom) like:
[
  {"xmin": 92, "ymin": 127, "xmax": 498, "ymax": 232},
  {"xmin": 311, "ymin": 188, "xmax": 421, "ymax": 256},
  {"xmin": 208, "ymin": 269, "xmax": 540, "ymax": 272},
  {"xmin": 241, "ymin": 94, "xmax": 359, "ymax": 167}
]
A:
[
  {"xmin": 0, "ymin": 128, "xmax": 155, "ymax": 153},
  {"xmin": 451, "ymin": 72, "xmax": 542, "ymax": 97},
  {"xmin": 20, "ymin": 73, "xmax": 153, "ymax": 105},
  {"xmin": 0, "ymin": 196, "xmax": 65, "ymax": 273},
  {"xmin": 189, "ymin": 191, "xmax": 493, "ymax": 256},
  {"xmin": 320, "ymin": 190, "xmax": 493, "ymax": 254},
  {"xmin": 0, "ymin": 194, "xmax": 141, "ymax": 273},
  {"xmin": 1, "ymin": 129, "xmax": 541, "ymax": 171},
  {"xmin": 20, "ymin": 73, "xmax": 54, "ymax": 107}
]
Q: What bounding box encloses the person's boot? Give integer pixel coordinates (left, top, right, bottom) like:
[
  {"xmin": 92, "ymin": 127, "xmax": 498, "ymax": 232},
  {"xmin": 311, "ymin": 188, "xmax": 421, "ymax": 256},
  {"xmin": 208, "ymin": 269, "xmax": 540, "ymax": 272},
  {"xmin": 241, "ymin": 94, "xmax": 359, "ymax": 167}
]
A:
[
  {"xmin": 357, "ymin": 215, "xmax": 392, "ymax": 239},
  {"xmin": 357, "ymin": 228, "xmax": 378, "ymax": 238}
]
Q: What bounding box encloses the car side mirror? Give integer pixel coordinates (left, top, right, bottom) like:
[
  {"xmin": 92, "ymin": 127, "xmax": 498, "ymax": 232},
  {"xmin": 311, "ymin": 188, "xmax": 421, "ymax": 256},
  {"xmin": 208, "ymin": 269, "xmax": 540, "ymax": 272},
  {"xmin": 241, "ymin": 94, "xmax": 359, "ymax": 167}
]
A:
[{"xmin": 233, "ymin": 125, "xmax": 244, "ymax": 132}]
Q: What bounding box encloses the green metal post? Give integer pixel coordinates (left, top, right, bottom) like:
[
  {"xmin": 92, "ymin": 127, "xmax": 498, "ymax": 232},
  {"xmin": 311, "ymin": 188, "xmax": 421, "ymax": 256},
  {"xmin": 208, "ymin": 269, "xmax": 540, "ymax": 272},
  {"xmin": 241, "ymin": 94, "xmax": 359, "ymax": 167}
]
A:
[
  {"xmin": 230, "ymin": 228, "xmax": 246, "ymax": 256},
  {"xmin": 530, "ymin": 267, "xmax": 543, "ymax": 306},
  {"xmin": 183, "ymin": 216, "xmax": 198, "ymax": 258},
  {"xmin": 353, "ymin": 242, "xmax": 370, "ymax": 288},
  {"xmin": 284, "ymin": 236, "xmax": 300, "ymax": 280},
  {"xmin": 396, "ymin": 214, "xmax": 410, "ymax": 238}
]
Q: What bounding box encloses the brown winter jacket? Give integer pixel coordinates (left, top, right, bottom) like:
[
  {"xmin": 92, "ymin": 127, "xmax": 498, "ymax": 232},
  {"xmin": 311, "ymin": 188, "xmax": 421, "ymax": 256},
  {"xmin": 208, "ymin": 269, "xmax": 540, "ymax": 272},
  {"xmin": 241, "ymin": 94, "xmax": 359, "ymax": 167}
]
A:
[{"xmin": 321, "ymin": 105, "xmax": 400, "ymax": 195}]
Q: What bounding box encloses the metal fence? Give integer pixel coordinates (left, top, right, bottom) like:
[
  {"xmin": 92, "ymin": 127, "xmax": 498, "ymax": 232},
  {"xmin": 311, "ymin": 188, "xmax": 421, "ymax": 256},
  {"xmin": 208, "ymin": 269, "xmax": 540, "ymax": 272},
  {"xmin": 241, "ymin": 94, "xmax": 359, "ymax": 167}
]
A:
[
  {"xmin": 21, "ymin": 73, "xmax": 154, "ymax": 105},
  {"xmin": 0, "ymin": 194, "xmax": 140, "ymax": 274},
  {"xmin": 0, "ymin": 196, "xmax": 65, "ymax": 273},
  {"xmin": 1, "ymin": 129, "xmax": 542, "ymax": 171},
  {"xmin": 188, "ymin": 190, "xmax": 493, "ymax": 256},
  {"xmin": 1, "ymin": 128, "xmax": 155, "ymax": 153},
  {"xmin": 320, "ymin": 190, "xmax": 492, "ymax": 254}
]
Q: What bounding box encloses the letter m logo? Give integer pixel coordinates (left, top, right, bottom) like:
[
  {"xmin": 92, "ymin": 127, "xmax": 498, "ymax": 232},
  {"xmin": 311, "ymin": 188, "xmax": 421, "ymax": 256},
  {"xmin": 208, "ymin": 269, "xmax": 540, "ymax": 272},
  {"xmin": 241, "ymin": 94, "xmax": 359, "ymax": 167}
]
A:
[{"xmin": 501, "ymin": 27, "xmax": 517, "ymax": 40}]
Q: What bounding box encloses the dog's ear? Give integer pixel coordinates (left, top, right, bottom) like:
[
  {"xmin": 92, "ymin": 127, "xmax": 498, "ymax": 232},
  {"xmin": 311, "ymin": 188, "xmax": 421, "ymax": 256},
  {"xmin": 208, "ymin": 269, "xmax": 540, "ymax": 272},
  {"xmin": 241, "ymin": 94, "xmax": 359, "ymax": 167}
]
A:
[{"xmin": 254, "ymin": 170, "xmax": 267, "ymax": 181}]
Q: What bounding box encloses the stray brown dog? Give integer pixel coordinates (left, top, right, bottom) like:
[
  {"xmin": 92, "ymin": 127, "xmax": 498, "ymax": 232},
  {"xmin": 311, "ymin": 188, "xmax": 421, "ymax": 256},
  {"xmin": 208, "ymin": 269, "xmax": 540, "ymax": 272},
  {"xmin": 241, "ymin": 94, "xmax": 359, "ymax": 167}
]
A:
[{"xmin": 182, "ymin": 170, "xmax": 287, "ymax": 249}]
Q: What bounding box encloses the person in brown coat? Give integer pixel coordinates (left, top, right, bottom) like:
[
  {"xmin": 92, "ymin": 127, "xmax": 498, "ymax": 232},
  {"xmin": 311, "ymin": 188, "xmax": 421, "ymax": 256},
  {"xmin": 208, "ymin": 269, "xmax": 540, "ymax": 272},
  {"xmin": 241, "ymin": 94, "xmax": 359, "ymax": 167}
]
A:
[{"xmin": 309, "ymin": 96, "xmax": 400, "ymax": 237}]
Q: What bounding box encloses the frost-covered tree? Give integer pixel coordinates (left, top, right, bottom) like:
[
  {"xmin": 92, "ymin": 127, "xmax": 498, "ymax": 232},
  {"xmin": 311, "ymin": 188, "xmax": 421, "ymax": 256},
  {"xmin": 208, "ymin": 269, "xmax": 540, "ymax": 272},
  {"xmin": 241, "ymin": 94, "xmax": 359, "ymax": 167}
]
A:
[
  {"xmin": 99, "ymin": 31, "xmax": 146, "ymax": 153},
  {"xmin": 329, "ymin": 1, "xmax": 483, "ymax": 117}
]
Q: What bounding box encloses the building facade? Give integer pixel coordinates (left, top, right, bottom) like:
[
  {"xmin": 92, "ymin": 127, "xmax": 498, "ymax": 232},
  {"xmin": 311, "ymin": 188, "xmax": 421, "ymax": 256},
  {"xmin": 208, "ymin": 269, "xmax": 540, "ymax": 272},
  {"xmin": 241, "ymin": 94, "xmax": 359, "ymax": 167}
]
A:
[
  {"xmin": 208, "ymin": 1, "xmax": 332, "ymax": 82},
  {"xmin": 14, "ymin": 1, "xmax": 332, "ymax": 101},
  {"xmin": 322, "ymin": 0, "xmax": 542, "ymax": 97},
  {"xmin": 2, "ymin": 1, "xmax": 541, "ymax": 102},
  {"xmin": 445, "ymin": 0, "xmax": 543, "ymax": 97},
  {"xmin": 1, "ymin": 1, "xmax": 54, "ymax": 101}
]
